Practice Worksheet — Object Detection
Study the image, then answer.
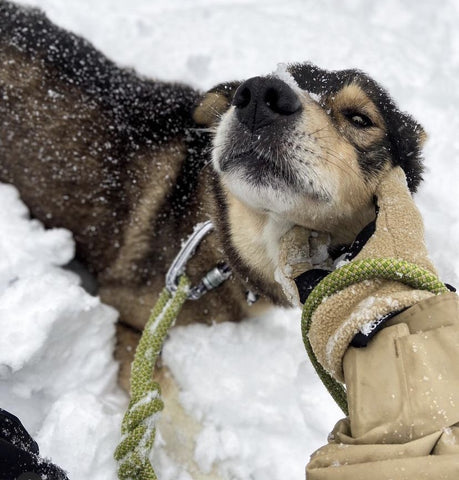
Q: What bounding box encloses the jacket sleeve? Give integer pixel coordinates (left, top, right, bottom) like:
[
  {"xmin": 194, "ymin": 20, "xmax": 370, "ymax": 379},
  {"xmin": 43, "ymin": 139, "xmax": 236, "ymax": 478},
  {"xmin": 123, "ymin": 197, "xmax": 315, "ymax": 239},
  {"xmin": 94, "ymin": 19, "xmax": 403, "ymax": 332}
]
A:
[{"xmin": 306, "ymin": 292, "xmax": 459, "ymax": 480}]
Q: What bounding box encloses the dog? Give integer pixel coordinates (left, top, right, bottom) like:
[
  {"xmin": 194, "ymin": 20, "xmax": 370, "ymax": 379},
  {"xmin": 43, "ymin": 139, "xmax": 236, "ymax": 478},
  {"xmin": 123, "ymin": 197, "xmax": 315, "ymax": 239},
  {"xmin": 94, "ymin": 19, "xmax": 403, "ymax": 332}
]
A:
[
  {"xmin": 0, "ymin": 3, "xmax": 427, "ymax": 474},
  {"xmin": 200, "ymin": 64, "xmax": 426, "ymax": 304},
  {"xmin": 0, "ymin": 0, "xmax": 426, "ymax": 377}
]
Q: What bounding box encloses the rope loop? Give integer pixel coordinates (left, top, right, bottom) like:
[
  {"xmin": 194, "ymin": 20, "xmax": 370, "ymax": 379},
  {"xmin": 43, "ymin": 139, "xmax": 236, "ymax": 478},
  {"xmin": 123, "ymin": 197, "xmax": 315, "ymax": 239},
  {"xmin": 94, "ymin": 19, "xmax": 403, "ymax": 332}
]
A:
[
  {"xmin": 301, "ymin": 258, "xmax": 449, "ymax": 415},
  {"xmin": 114, "ymin": 275, "xmax": 190, "ymax": 480}
]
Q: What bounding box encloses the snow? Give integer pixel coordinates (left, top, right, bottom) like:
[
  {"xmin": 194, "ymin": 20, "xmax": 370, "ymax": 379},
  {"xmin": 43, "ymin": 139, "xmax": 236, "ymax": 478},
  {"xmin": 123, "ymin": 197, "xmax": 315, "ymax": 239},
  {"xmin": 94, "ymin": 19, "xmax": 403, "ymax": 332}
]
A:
[
  {"xmin": 273, "ymin": 62, "xmax": 302, "ymax": 93},
  {"xmin": 162, "ymin": 311, "xmax": 340, "ymax": 479},
  {"xmin": 0, "ymin": 185, "xmax": 126, "ymax": 479},
  {"xmin": 1, "ymin": 0, "xmax": 459, "ymax": 479}
]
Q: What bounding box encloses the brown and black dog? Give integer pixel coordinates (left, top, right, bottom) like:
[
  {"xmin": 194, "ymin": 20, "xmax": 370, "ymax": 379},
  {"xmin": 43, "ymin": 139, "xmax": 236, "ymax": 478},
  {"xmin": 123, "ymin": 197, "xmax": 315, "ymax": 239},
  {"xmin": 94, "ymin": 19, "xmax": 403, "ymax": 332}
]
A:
[{"xmin": 0, "ymin": 1, "xmax": 426, "ymax": 388}]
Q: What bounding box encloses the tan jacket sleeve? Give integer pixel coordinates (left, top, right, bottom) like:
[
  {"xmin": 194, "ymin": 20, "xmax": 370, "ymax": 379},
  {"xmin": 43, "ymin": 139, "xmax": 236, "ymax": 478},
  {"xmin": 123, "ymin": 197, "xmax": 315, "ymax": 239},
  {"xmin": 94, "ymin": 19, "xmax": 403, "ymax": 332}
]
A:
[{"xmin": 306, "ymin": 292, "xmax": 459, "ymax": 480}]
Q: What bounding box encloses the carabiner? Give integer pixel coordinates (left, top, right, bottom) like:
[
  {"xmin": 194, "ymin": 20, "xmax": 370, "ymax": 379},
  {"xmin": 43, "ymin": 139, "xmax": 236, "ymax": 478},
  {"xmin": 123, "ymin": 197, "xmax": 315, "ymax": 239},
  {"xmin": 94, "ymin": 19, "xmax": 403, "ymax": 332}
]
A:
[{"xmin": 165, "ymin": 221, "xmax": 231, "ymax": 299}]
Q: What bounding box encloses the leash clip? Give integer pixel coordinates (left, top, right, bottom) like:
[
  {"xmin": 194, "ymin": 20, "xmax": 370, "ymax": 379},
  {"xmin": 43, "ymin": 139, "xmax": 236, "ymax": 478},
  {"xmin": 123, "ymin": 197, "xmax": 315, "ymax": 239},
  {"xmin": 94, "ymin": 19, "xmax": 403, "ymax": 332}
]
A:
[{"xmin": 165, "ymin": 220, "xmax": 231, "ymax": 300}]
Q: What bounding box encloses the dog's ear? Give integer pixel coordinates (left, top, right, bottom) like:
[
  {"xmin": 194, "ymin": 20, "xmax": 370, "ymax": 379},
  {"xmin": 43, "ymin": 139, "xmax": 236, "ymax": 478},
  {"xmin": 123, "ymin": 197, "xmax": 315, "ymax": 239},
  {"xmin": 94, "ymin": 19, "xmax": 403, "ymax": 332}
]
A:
[
  {"xmin": 388, "ymin": 112, "xmax": 427, "ymax": 193},
  {"xmin": 193, "ymin": 81, "xmax": 241, "ymax": 126},
  {"xmin": 418, "ymin": 127, "xmax": 428, "ymax": 147}
]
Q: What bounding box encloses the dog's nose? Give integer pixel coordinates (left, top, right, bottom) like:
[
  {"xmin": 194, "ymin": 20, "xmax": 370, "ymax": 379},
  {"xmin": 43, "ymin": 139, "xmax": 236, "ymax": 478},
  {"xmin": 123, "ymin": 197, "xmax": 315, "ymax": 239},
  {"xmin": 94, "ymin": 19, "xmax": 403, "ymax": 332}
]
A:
[{"xmin": 232, "ymin": 76, "xmax": 301, "ymax": 131}]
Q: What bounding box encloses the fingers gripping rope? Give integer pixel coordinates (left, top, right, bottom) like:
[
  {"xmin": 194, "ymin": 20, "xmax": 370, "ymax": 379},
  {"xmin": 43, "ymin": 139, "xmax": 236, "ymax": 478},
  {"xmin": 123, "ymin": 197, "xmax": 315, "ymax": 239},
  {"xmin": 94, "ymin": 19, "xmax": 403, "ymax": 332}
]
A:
[
  {"xmin": 301, "ymin": 258, "xmax": 449, "ymax": 415},
  {"xmin": 114, "ymin": 276, "xmax": 190, "ymax": 480}
]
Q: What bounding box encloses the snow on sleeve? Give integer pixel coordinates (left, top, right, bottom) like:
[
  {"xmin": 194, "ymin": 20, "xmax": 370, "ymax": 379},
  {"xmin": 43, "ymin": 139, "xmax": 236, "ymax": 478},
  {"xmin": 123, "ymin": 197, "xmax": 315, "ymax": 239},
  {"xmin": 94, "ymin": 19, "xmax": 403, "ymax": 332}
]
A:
[{"xmin": 0, "ymin": 184, "xmax": 127, "ymax": 480}]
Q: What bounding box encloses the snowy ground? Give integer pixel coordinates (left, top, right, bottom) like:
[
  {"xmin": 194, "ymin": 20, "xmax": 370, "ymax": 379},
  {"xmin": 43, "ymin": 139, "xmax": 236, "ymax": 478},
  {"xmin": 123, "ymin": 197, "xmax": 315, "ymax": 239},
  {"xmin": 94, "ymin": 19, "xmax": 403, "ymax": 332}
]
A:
[{"xmin": 1, "ymin": 1, "xmax": 459, "ymax": 479}]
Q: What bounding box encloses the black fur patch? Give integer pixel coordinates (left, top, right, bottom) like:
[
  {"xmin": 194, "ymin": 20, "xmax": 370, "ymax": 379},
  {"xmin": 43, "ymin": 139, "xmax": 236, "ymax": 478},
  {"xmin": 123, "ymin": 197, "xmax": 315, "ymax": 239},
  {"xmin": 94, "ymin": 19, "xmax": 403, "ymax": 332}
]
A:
[
  {"xmin": 0, "ymin": 1, "xmax": 200, "ymax": 147},
  {"xmin": 288, "ymin": 63, "xmax": 425, "ymax": 191}
]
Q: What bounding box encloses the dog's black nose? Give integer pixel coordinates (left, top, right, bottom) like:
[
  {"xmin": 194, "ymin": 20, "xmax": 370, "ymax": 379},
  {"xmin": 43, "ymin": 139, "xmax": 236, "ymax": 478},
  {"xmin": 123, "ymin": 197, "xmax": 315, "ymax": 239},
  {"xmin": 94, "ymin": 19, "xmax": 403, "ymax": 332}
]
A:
[{"xmin": 232, "ymin": 77, "xmax": 301, "ymax": 131}]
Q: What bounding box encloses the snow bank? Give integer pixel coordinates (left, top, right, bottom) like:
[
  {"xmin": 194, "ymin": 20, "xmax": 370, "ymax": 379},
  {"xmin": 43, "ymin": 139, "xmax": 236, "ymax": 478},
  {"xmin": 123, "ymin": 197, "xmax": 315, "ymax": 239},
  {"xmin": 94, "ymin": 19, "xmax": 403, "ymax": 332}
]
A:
[
  {"xmin": 0, "ymin": 184, "xmax": 126, "ymax": 480},
  {"xmin": 0, "ymin": 182, "xmax": 340, "ymax": 480},
  {"xmin": 163, "ymin": 310, "xmax": 340, "ymax": 479}
]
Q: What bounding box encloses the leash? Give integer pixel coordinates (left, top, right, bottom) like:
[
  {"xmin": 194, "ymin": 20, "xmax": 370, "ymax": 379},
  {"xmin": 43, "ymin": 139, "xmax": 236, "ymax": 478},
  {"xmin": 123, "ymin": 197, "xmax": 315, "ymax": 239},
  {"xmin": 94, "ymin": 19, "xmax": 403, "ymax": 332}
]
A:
[
  {"xmin": 114, "ymin": 275, "xmax": 190, "ymax": 480},
  {"xmin": 301, "ymin": 257, "xmax": 450, "ymax": 415},
  {"xmin": 114, "ymin": 221, "xmax": 231, "ymax": 480}
]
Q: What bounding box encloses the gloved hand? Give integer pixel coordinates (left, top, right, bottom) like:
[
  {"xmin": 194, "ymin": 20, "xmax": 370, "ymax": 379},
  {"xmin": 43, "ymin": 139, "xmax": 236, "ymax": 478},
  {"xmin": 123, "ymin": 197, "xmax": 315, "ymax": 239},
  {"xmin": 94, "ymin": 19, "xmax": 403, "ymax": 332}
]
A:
[
  {"xmin": 0, "ymin": 408, "xmax": 69, "ymax": 480},
  {"xmin": 282, "ymin": 167, "xmax": 440, "ymax": 383},
  {"xmin": 276, "ymin": 226, "xmax": 332, "ymax": 306}
]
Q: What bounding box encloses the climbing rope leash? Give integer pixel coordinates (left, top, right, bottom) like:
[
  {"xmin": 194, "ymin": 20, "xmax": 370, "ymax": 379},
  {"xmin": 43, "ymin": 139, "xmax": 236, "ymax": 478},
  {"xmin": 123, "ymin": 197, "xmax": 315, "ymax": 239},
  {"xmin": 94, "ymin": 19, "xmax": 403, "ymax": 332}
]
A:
[
  {"xmin": 114, "ymin": 275, "xmax": 190, "ymax": 480},
  {"xmin": 115, "ymin": 221, "xmax": 232, "ymax": 480},
  {"xmin": 301, "ymin": 257, "xmax": 450, "ymax": 415}
]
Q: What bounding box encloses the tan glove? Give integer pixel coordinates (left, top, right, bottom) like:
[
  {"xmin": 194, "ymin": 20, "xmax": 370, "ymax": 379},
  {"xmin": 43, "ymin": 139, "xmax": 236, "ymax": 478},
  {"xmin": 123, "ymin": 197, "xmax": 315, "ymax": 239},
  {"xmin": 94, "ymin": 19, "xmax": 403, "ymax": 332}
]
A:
[
  {"xmin": 305, "ymin": 167, "xmax": 437, "ymax": 382},
  {"xmin": 277, "ymin": 226, "xmax": 332, "ymax": 306}
]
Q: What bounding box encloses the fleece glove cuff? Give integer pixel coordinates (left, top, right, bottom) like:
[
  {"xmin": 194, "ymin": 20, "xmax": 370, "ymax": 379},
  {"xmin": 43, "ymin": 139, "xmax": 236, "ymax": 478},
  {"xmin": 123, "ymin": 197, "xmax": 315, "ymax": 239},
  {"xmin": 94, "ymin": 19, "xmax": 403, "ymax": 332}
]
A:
[{"xmin": 309, "ymin": 167, "xmax": 438, "ymax": 381}]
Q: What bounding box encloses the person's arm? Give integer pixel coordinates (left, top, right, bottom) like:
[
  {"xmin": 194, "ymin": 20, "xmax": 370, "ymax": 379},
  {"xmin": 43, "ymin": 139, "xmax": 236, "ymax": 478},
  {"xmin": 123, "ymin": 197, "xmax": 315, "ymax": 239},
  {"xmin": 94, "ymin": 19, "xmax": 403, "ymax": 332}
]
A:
[{"xmin": 283, "ymin": 167, "xmax": 459, "ymax": 479}]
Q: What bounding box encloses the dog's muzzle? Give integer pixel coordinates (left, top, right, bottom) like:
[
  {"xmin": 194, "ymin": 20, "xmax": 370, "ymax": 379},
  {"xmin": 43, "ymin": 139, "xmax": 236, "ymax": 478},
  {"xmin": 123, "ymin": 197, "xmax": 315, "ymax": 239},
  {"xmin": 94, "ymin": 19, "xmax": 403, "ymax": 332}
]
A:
[{"xmin": 232, "ymin": 77, "xmax": 302, "ymax": 132}]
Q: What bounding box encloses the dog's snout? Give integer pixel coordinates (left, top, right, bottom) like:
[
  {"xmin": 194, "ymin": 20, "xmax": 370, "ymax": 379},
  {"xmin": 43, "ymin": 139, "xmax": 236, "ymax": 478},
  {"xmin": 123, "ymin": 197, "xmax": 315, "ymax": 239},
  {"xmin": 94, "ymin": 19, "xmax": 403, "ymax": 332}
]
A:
[{"xmin": 233, "ymin": 77, "xmax": 301, "ymax": 131}]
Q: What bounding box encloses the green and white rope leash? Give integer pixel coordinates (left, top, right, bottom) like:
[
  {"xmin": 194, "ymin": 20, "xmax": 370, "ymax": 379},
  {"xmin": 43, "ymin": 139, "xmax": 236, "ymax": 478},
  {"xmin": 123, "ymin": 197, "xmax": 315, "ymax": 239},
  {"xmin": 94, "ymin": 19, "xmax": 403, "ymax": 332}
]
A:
[
  {"xmin": 301, "ymin": 257, "xmax": 450, "ymax": 415},
  {"xmin": 114, "ymin": 220, "xmax": 232, "ymax": 480},
  {"xmin": 114, "ymin": 275, "xmax": 190, "ymax": 480}
]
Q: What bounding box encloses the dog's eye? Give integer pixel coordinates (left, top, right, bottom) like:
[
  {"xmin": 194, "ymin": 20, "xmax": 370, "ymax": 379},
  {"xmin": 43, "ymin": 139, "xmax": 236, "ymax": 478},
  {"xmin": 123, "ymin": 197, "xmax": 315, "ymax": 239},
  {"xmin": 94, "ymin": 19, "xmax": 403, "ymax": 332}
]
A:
[{"xmin": 343, "ymin": 110, "xmax": 373, "ymax": 128}]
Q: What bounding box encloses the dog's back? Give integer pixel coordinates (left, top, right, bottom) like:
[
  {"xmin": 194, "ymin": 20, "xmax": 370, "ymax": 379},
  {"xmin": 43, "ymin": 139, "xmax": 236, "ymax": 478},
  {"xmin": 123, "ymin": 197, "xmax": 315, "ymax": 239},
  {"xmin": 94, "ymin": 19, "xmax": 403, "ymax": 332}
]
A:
[
  {"xmin": 0, "ymin": 1, "xmax": 202, "ymax": 273},
  {"xmin": 0, "ymin": 1, "xmax": 252, "ymax": 338}
]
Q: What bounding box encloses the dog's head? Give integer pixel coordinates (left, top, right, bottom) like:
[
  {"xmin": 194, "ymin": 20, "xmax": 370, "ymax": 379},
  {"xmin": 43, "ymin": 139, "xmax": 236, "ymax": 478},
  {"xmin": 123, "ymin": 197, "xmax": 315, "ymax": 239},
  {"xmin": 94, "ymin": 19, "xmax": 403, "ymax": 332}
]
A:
[
  {"xmin": 194, "ymin": 63, "xmax": 426, "ymax": 301},
  {"xmin": 195, "ymin": 63, "xmax": 426, "ymax": 243}
]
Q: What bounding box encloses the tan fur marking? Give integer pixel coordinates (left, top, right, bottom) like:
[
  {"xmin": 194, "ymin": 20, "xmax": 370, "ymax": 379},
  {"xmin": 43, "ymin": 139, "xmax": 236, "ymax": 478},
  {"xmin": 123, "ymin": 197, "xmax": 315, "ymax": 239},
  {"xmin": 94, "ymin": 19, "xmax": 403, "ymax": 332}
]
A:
[
  {"xmin": 333, "ymin": 83, "xmax": 385, "ymax": 128},
  {"xmin": 154, "ymin": 366, "xmax": 224, "ymax": 479},
  {"xmin": 241, "ymin": 297, "xmax": 272, "ymax": 317},
  {"xmin": 193, "ymin": 92, "xmax": 230, "ymax": 126},
  {"xmin": 106, "ymin": 142, "xmax": 186, "ymax": 281},
  {"xmin": 331, "ymin": 83, "xmax": 386, "ymax": 149},
  {"xmin": 418, "ymin": 128, "xmax": 428, "ymax": 146},
  {"xmin": 224, "ymin": 186, "xmax": 275, "ymax": 280},
  {"xmin": 293, "ymin": 98, "xmax": 377, "ymax": 242}
]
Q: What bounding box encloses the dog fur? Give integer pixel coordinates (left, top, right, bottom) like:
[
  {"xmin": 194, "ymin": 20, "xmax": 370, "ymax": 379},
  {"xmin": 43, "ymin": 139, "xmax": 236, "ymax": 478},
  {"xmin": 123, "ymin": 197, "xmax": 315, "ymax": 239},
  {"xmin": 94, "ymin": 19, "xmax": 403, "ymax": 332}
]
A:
[{"xmin": 0, "ymin": 2, "xmax": 426, "ymax": 384}]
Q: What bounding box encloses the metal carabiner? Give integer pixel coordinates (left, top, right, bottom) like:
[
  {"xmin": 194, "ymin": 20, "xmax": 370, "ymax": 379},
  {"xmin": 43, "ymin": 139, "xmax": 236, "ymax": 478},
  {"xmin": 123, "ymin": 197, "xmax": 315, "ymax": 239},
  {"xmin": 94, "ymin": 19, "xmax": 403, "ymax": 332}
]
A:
[{"xmin": 165, "ymin": 220, "xmax": 231, "ymax": 299}]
